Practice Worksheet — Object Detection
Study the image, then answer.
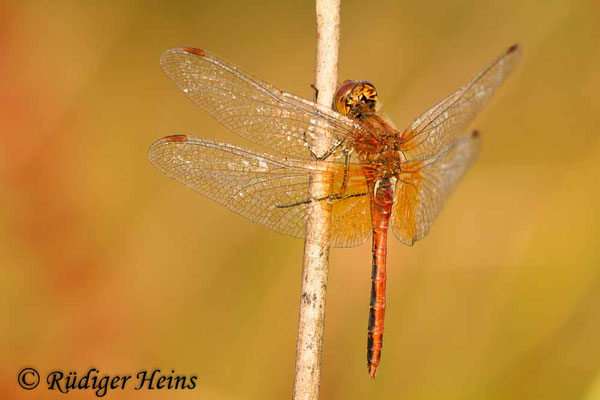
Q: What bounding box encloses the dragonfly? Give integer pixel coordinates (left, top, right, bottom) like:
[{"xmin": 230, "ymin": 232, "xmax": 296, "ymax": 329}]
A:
[{"xmin": 148, "ymin": 44, "xmax": 521, "ymax": 378}]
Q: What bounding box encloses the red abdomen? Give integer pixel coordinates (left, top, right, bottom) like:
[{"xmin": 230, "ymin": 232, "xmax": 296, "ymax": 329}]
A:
[{"xmin": 367, "ymin": 178, "xmax": 394, "ymax": 378}]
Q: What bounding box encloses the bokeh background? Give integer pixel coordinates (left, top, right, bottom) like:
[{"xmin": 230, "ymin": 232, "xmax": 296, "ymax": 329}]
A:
[{"xmin": 2, "ymin": 1, "xmax": 600, "ymax": 399}]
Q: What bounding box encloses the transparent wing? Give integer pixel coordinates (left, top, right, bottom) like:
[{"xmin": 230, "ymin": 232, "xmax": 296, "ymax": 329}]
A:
[
  {"xmin": 392, "ymin": 132, "xmax": 481, "ymax": 245},
  {"xmin": 399, "ymin": 44, "xmax": 520, "ymax": 162},
  {"xmin": 160, "ymin": 47, "xmax": 367, "ymax": 160},
  {"xmin": 148, "ymin": 135, "xmax": 372, "ymax": 248}
]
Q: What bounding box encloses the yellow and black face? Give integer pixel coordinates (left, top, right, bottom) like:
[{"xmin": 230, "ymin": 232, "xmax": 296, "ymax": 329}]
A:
[{"xmin": 333, "ymin": 80, "xmax": 378, "ymax": 117}]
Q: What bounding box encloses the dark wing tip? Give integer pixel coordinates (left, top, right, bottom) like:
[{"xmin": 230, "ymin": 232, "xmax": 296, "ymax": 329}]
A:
[
  {"xmin": 148, "ymin": 135, "xmax": 189, "ymax": 157},
  {"xmin": 471, "ymin": 130, "xmax": 481, "ymax": 139},
  {"xmin": 182, "ymin": 47, "xmax": 206, "ymax": 56},
  {"xmin": 165, "ymin": 134, "xmax": 189, "ymax": 143},
  {"xmin": 507, "ymin": 44, "xmax": 520, "ymax": 54},
  {"xmin": 160, "ymin": 47, "xmax": 207, "ymax": 64},
  {"xmin": 147, "ymin": 135, "xmax": 194, "ymax": 166}
]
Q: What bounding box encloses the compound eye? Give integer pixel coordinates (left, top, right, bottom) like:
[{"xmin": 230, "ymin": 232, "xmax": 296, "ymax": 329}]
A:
[
  {"xmin": 359, "ymin": 81, "xmax": 377, "ymax": 102},
  {"xmin": 334, "ymin": 80, "xmax": 358, "ymax": 115}
]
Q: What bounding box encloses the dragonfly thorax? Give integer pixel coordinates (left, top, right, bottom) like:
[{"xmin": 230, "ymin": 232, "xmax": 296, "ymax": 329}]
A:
[
  {"xmin": 349, "ymin": 113, "xmax": 404, "ymax": 183},
  {"xmin": 334, "ymin": 80, "xmax": 378, "ymax": 117}
]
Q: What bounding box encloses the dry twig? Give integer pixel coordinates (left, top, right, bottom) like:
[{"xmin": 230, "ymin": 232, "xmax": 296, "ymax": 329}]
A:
[{"xmin": 292, "ymin": 0, "xmax": 340, "ymax": 399}]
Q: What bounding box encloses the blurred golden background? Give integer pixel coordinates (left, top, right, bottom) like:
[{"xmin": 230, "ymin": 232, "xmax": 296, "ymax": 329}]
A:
[{"xmin": 2, "ymin": 1, "xmax": 600, "ymax": 399}]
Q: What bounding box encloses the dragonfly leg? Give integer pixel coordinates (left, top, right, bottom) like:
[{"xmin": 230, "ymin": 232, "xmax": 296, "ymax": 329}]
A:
[
  {"xmin": 275, "ymin": 192, "xmax": 368, "ymax": 209},
  {"xmin": 338, "ymin": 149, "xmax": 352, "ymax": 194},
  {"xmin": 303, "ymin": 133, "xmax": 347, "ymax": 161},
  {"xmin": 276, "ymin": 149, "xmax": 355, "ymax": 209},
  {"xmin": 310, "ymin": 83, "xmax": 319, "ymax": 102}
]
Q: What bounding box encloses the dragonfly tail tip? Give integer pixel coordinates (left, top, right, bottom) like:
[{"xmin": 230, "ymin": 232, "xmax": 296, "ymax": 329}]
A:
[{"xmin": 368, "ymin": 364, "xmax": 378, "ymax": 379}]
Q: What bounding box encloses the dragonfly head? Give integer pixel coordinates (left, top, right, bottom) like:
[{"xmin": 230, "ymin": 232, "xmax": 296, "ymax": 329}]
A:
[{"xmin": 333, "ymin": 80, "xmax": 378, "ymax": 117}]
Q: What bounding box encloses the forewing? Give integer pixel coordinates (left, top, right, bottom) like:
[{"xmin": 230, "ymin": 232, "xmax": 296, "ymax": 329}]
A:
[
  {"xmin": 148, "ymin": 135, "xmax": 371, "ymax": 248},
  {"xmin": 160, "ymin": 47, "xmax": 365, "ymax": 160},
  {"xmin": 392, "ymin": 133, "xmax": 481, "ymax": 245},
  {"xmin": 400, "ymin": 44, "xmax": 520, "ymax": 161}
]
